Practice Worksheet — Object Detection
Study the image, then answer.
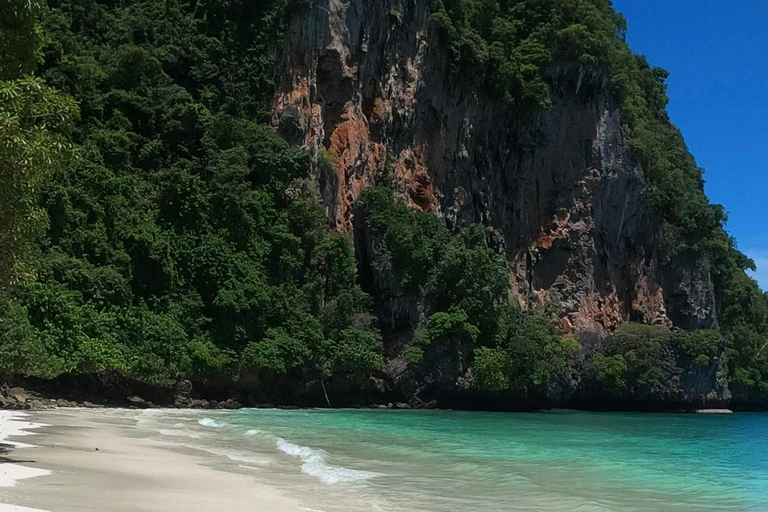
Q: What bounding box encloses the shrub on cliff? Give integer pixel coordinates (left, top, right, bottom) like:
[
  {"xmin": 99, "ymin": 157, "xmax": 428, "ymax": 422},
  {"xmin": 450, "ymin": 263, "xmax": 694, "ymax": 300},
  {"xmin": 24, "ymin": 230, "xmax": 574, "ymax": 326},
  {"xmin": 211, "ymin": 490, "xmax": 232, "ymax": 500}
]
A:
[
  {"xmin": 357, "ymin": 187, "xmax": 450, "ymax": 292},
  {"xmin": 429, "ymin": 0, "xmax": 727, "ymax": 255},
  {"xmin": 472, "ymin": 307, "xmax": 580, "ymax": 395},
  {"xmin": 472, "ymin": 347, "xmax": 513, "ymax": 392},
  {"xmin": 358, "ymin": 187, "xmax": 509, "ymax": 338},
  {"xmin": 583, "ymin": 354, "xmax": 628, "ymax": 392},
  {"xmin": 430, "ymin": 0, "xmax": 622, "ymax": 108},
  {"xmin": 583, "ymin": 323, "xmax": 727, "ymax": 397}
]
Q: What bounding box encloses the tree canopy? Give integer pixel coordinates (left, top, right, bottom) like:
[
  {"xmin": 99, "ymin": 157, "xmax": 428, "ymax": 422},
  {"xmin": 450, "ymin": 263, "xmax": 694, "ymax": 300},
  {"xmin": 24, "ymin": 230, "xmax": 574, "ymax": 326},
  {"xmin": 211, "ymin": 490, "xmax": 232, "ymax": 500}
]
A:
[
  {"xmin": 0, "ymin": 0, "xmax": 766, "ymax": 405},
  {"xmin": 0, "ymin": 0, "xmax": 78, "ymax": 288}
]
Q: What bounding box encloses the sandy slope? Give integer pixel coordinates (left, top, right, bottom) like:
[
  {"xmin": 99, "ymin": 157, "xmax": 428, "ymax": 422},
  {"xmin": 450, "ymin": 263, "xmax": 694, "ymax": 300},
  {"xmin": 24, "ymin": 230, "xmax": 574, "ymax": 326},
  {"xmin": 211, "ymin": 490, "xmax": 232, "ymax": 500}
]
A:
[{"xmin": 0, "ymin": 409, "xmax": 303, "ymax": 512}]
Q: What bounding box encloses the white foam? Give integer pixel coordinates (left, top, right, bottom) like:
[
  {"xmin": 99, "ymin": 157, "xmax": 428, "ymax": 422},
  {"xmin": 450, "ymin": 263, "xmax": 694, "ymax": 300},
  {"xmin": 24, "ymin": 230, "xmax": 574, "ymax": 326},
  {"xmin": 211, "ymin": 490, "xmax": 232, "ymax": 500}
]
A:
[
  {"xmin": 245, "ymin": 429, "xmax": 262, "ymax": 436},
  {"xmin": 0, "ymin": 411, "xmax": 52, "ymax": 489},
  {"xmin": 224, "ymin": 453, "xmax": 270, "ymax": 466},
  {"xmin": 135, "ymin": 408, "xmax": 173, "ymax": 431},
  {"xmin": 274, "ymin": 437, "xmax": 379, "ymax": 485},
  {"xmin": 198, "ymin": 418, "xmax": 224, "ymax": 428},
  {"xmin": 0, "ymin": 505, "xmax": 52, "ymax": 512},
  {"xmin": 158, "ymin": 429, "xmax": 202, "ymax": 439}
]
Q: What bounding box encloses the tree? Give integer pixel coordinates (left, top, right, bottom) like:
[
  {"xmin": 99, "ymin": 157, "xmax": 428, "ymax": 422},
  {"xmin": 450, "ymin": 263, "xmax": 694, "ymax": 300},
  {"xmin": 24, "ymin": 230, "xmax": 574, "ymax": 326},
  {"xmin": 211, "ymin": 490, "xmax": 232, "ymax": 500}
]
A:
[
  {"xmin": 0, "ymin": 0, "xmax": 44, "ymax": 80},
  {"xmin": 0, "ymin": 0, "xmax": 77, "ymax": 287}
]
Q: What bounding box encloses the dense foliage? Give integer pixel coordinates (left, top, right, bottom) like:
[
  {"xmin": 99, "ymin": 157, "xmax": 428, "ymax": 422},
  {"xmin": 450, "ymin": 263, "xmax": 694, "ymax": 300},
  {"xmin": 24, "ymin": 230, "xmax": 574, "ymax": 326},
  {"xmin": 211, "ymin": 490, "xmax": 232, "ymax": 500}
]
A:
[
  {"xmin": 472, "ymin": 309, "xmax": 580, "ymax": 395},
  {"xmin": 0, "ymin": 0, "xmax": 382, "ymax": 386},
  {"xmin": 717, "ymin": 262, "xmax": 768, "ymax": 396},
  {"xmin": 358, "ymin": 187, "xmax": 580, "ymax": 396},
  {"xmin": 0, "ymin": 0, "xmax": 78, "ymax": 287},
  {"xmin": 0, "ymin": 0, "xmax": 46, "ymax": 80},
  {"xmin": 0, "ymin": 0, "xmax": 766, "ymax": 404},
  {"xmin": 358, "ymin": 187, "xmax": 510, "ymax": 347},
  {"xmin": 583, "ymin": 324, "xmax": 721, "ymax": 395}
]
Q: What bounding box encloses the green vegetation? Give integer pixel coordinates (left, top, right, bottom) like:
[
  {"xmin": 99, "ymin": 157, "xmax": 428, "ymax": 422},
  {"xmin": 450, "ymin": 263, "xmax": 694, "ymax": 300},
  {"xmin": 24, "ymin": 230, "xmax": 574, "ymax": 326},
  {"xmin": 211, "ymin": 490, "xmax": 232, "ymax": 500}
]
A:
[
  {"xmin": 472, "ymin": 347, "xmax": 514, "ymax": 392},
  {"xmin": 403, "ymin": 346, "xmax": 425, "ymax": 365},
  {"xmin": 358, "ymin": 187, "xmax": 510, "ymax": 348},
  {"xmin": 471, "ymin": 309, "xmax": 581, "ymax": 396},
  {"xmin": 0, "ymin": 0, "xmax": 46, "ymax": 80},
  {"xmin": 0, "ymin": 0, "xmax": 381, "ymax": 386},
  {"xmin": 358, "ymin": 187, "xmax": 510, "ymax": 343},
  {"xmin": 491, "ymin": 308, "xmax": 580, "ymax": 394},
  {"xmin": 583, "ymin": 323, "xmax": 723, "ymax": 395},
  {"xmin": 0, "ymin": 0, "xmax": 78, "ymax": 287},
  {"xmin": 430, "ymin": 0, "xmax": 624, "ymax": 108},
  {"xmin": 718, "ymin": 265, "xmax": 768, "ymax": 395},
  {"xmin": 0, "ymin": 0, "xmax": 766, "ymax": 404},
  {"xmin": 583, "ymin": 353, "xmax": 627, "ymax": 392},
  {"xmin": 358, "ymin": 188, "xmax": 579, "ymax": 396},
  {"xmin": 418, "ymin": 309, "xmax": 481, "ymax": 346}
]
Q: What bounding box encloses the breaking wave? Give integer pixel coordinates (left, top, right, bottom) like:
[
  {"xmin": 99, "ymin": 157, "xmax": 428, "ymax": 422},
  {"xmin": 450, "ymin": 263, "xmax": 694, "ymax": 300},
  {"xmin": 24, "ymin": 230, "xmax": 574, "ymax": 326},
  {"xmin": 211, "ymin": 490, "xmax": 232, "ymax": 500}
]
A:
[
  {"xmin": 198, "ymin": 418, "xmax": 224, "ymax": 428},
  {"xmin": 274, "ymin": 437, "xmax": 380, "ymax": 485}
]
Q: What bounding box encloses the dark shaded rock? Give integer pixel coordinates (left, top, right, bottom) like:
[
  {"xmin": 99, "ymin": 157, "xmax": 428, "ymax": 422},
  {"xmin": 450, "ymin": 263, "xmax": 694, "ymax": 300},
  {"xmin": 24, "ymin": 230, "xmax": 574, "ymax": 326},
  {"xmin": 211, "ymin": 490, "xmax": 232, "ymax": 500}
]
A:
[
  {"xmin": 175, "ymin": 380, "xmax": 194, "ymax": 398},
  {"xmin": 127, "ymin": 396, "xmax": 150, "ymax": 408},
  {"xmin": 409, "ymin": 395, "xmax": 438, "ymax": 409},
  {"xmin": 217, "ymin": 399, "xmax": 241, "ymax": 410},
  {"xmin": 9, "ymin": 387, "xmax": 29, "ymax": 404}
]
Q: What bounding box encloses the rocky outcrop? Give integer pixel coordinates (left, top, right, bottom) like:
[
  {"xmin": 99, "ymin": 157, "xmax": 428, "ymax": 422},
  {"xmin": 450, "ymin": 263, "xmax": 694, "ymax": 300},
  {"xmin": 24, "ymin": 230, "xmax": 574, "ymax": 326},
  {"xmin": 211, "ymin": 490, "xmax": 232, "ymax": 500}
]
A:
[
  {"xmin": 273, "ymin": 0, "xmax": 717, "ymax": 337},
  {"xmin": 269, "ymin": 0, "xmax": 731, "ymax": 408}
]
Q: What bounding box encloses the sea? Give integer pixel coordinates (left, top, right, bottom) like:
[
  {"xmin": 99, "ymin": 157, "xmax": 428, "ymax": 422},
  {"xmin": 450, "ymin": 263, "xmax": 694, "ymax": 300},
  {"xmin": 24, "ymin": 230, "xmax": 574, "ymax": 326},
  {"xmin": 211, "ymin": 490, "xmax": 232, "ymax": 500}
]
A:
[{"xmin": 135, "ymin": 408, "xmax": 768, "ymax": 511}]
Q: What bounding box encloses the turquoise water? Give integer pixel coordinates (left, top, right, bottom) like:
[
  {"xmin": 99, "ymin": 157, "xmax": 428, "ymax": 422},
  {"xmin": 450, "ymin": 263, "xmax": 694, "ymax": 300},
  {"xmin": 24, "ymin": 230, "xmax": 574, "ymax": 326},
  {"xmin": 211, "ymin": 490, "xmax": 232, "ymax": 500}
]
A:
[{"xmin": 139, "ymin": 409, "xmax": 768, "ymax": 511}]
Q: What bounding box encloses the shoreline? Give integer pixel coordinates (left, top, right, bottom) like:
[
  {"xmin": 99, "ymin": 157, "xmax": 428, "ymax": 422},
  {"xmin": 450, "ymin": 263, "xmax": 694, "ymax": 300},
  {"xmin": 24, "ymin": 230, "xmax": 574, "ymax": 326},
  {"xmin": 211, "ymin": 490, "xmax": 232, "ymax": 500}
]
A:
[
  {"xmin": 0, "ymin": 409, "xmax": 305, "ymax": 512},
  {"xmin": 0, "ymin": 381, "xmax": 749, "ymax": 414},
  {"xmin": 0, "ymin": 407, "xmax": 762, "ymax": 512},
  {"xmin": 0, "ymin": 411, "xmax": 51, "ymax": 512}
]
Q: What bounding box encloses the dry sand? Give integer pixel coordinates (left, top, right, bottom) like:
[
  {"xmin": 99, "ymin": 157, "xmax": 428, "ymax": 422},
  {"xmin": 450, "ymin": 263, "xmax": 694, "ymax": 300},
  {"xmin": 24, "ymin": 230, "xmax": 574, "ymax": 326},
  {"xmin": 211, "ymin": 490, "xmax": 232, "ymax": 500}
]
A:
[{"xmin": 0, "ymin": 409, "xmax": 304, "ymax": 512}]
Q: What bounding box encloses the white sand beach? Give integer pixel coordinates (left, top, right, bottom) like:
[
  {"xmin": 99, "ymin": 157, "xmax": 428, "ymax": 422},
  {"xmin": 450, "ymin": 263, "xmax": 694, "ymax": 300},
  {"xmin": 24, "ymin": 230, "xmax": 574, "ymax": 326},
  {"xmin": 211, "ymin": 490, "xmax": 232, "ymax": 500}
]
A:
[
  {"xmin": 0, "ymin": 409, "xmax": 304, "ymax": 512},
  {"xmin": 0, "ymin": 412, "xmax": 51, "ymax": 488}
]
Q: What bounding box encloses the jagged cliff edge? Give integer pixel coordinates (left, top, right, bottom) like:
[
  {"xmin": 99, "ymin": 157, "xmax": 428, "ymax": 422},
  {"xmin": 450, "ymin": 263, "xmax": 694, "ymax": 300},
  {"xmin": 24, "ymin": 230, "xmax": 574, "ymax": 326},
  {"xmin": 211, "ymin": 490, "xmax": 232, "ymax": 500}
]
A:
[{"xmin": 271, "ymin": 0, "xmax": 729, "ymax": 407}]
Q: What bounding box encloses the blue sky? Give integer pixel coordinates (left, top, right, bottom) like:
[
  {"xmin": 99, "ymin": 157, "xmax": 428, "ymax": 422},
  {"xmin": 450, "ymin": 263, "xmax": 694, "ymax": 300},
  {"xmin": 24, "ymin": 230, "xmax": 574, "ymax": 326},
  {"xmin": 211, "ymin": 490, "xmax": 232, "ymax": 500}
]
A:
[{"xmin": 612, "ymin": 1, "xmax": 768, "ymax": 289}]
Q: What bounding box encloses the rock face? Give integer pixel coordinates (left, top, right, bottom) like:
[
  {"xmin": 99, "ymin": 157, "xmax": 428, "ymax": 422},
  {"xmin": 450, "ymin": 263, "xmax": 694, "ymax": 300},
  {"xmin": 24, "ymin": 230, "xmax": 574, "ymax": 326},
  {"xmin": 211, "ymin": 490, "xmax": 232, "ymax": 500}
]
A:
[
  {"xmin": 273, "ymin": 0, "xmax": 717, "ymax": 338},
  {"xmin": 270, "ymin": 0, "xmax": 731, "ymax": 408}
]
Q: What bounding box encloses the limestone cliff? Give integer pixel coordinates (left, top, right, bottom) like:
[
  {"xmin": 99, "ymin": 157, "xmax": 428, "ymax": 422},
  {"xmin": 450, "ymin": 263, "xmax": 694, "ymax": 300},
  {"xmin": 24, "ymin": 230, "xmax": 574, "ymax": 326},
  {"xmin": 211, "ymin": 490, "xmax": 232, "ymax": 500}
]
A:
[
  {"xmin": 273, "ymin": 0, "xmax": 717, "ymax": 339},
  {"xmin": 270, "ymin": 1, "xmax": 733, "ymax": 410}
]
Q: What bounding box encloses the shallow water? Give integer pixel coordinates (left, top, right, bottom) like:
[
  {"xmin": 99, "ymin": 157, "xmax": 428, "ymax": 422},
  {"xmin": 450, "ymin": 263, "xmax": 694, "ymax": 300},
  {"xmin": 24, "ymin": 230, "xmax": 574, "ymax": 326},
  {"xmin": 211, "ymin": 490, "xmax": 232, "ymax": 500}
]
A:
[{"xmin": 137, "ymin": 409, "xmax": 768, "ymax": 511}]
